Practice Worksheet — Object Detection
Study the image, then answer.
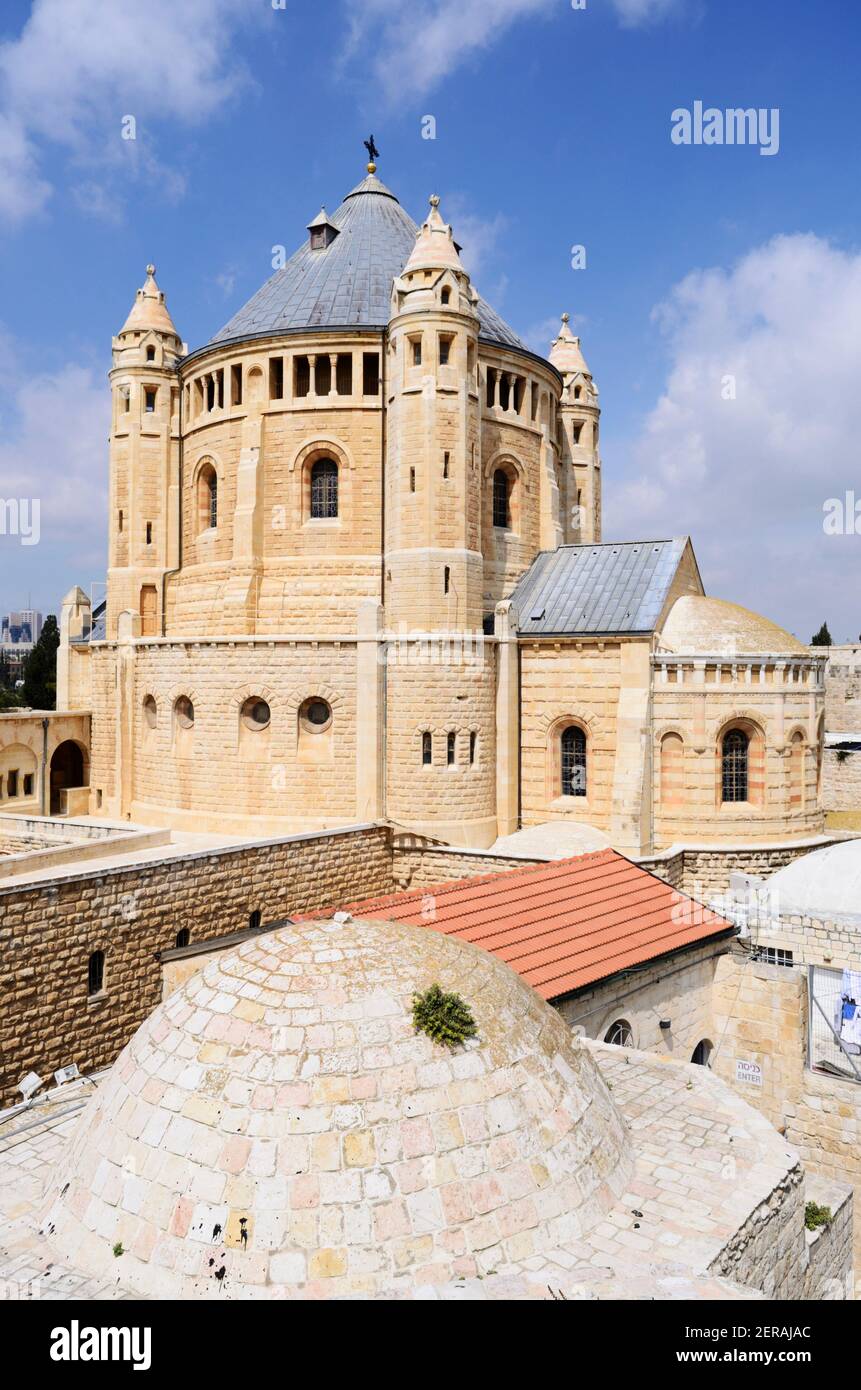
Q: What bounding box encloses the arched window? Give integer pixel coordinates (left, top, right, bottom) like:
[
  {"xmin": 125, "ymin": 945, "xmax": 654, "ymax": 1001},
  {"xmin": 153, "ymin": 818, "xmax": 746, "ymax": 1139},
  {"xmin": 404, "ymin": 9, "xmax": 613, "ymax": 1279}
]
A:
[
  {"xmin": 604, "ymin": 1019, "xmax": 633, "ymax": 1047},
  {"xmin": 722, "ymin": 728, "xmax": 749, "ymax": 803},
  {"xmin": 310, "ymin": 458, "xmax": 338, "ymax": 519},
  {"xmin": 492, "ymin": 468, "xmax": 510, "ymax": 528},
  {"xmin": 87, "ymin": 949, "xmax": 105, "ymax": 996},
  {"xmin": 175, "ymin": 928, "xmax": 190, "ymax": 949},
  {"xmin": 422, "ymin": 732, "xmax": 432, "ymax": 765},
  {"xmin": 561, "ymin": 725, "xmax": 587, "ymax": 796},
  {"xmin": 447, "ymin": 732, "xmax": 456, "ymax": 766},
  {"xmin": 174, "ymin": 696, "xmax": 194, "ymax": 730},
  {"xmin": 691, "ymin": 1040, "xmax": 712, "ymax": 1066},
  {"xmin": 197, "ymin": 463, "xmax": 217, "ymax": 533}
]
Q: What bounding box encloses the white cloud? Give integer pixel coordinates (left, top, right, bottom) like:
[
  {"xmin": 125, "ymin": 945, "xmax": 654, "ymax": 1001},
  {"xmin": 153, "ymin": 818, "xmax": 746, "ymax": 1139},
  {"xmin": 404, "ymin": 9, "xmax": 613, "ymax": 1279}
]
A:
[
  {"xmin": 0, "ymin": 0, "xmax": 259, "ymax": 226},
  {"xmin": 0, "ymin": 112, "xmax": 50, "ymax": 222},
  {"xmin": 610, "ymin": 0, "xmax": 692, "ymax": 27},
  {"xmin": 342, "ymin": 0, "xmax": 694, "ymax": 101},
  {"xmin": 607, "ymin": 234, "xmax": 861, "ymax": 641},
  {"xmin": 341, "ymin": 0, "xmax": 557, "ymax": 103},
  {"xmin": 442, "ymin": 197, "xmax": 508, "ymax": 281},
  {"xmin": 0, "ymin": 334, "xmax": 109, "ymax": 611}
]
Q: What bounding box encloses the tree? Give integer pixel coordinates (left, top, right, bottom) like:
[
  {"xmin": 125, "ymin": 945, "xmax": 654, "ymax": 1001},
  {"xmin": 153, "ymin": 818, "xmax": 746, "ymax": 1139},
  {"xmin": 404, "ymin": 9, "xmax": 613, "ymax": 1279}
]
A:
[
  {"xmin": 21, "ymin": 614, "xmax": 60, "ymax": 709},
  {"xmin": 811, "ymin": 622, "xmax": 833, "ymax": 647}
]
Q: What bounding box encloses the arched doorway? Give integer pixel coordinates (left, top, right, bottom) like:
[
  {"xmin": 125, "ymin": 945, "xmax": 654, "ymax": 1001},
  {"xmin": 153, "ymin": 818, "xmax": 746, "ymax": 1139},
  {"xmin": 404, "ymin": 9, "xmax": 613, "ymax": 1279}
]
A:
[{"xmin": 49, "ymin": 741, "xmax": 86, "ymax": 814}]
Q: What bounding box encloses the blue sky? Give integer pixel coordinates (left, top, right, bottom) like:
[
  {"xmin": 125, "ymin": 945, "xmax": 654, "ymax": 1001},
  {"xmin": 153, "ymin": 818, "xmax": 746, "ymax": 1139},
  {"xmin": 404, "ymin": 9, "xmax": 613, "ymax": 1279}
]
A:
[{"xmin": 0, "ymin": 0, "xmax": 859, "ymax": 640}]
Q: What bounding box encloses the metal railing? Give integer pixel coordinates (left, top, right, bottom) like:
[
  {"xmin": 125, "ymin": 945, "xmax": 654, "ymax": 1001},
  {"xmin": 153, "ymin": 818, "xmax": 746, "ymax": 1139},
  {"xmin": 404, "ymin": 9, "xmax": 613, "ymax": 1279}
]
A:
[{"xmin": 808, "ymin": 964, "xmax": 861, "ymax": 1083}]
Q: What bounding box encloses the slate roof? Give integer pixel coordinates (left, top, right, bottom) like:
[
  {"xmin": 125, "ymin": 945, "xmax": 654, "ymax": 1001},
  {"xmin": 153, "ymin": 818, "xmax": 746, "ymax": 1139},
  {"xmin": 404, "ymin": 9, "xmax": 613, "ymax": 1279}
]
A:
[
  {"xmin": 209, "ymin": 174, "xmax": 526, "ymax": 352},
  {"xmin": 510, "ymin": 537, "xmax": 691, "ymax": 637},
  {"xmin": 345, "ymin": 849, "xmax": 734, "ymax": 1001}
]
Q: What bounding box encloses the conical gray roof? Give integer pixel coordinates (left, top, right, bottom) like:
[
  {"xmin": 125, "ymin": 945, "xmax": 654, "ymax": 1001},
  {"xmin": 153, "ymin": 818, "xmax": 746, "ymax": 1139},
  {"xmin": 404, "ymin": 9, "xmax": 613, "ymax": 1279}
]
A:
[{"xmin": 209, "ymin": 174, "xmax": 525, "ymax": 351}]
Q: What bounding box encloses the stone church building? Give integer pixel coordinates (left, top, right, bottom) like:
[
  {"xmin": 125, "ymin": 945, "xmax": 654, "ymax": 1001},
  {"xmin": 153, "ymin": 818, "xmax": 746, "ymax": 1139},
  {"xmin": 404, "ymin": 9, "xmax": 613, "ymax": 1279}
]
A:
[{"xmin": 54, "ymin": 160, "xmax": 826, "ymax": 854}]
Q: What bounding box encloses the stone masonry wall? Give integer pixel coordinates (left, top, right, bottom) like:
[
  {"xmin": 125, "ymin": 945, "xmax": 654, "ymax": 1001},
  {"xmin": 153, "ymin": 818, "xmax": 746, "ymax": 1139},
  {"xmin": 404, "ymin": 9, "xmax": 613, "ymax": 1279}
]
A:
[
  {"xmin": 0, "ymin": 824, "xmax": 391, "ymax": 1107},
  {"xmin": 392, "ymin": 836, "xmax": 835, "ymax": 901},
  {"xmin": 823, "ymin": 746, "xmax": 861, "ymax": 813},
  {"xmin": 556, "ymin": 940, "xmax": 725, "ymax": 1061},
  {"xmin": 822, "ymin": 645, "xmax": 861, "ymax": 735},
  {"xmin": 708, "ymin": 1163, "xmax": 807, "ymax": 1300},
  {"xmin": 711, "ymin": 952, "xmax": 861, "ymax": 1278}
]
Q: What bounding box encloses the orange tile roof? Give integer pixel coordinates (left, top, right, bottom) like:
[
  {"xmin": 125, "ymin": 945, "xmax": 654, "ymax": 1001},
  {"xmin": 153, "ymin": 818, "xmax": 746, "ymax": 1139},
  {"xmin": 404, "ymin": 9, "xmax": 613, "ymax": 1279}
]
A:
[{"xmin": 344, "ymin": 849, "xmax": 735, "ymax": 1001}]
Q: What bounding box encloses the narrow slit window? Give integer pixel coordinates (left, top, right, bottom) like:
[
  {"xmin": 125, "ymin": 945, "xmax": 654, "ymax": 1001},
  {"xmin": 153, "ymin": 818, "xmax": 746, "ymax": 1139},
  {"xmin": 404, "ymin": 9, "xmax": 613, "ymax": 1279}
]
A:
[
  {"xmin": 422, "ymin": 732, "xmax": 432, "ymax": 765},
  {"xmin": 231, "ymin": 363, "xmax": 243, "ymax": 406},
  {"xmin": 469, "ymin": 732, "xmax": 477, "ymax": 764},
  {"xmin": 493, "ymin": 469, "xmax": 511, "ymax": 529},
  {"xmin": 447, "ymin": 732, "xmax": 456, "ymax": 766},
  {"xmin": 144, "ymin": 387, "xmax": 157, "ymax": 413},
  {"xmin": 411, "ymin": 337, "xmax": 422, "ymax": 367},
  {"xmin": 294, "ymin": 356, "xmax": 310, "ymax": 398},
  {"xmin": 336, "ymin": 354, "xmax": 353, "ymax": 395},
  {"xmin": 439, "ymin": 335, "xmax": 453, "ymax": 366},
  {"xmin": 145, "ymin": 521, "xmax": 153, "ymax": 545},
  {"xmin": 362, "ymin": 352, "xmax": 380, "ymax": 395},
  {"xmin": 410, "ymin": 467, "xmax": 416, "ymax": 493},
  {"xmin": 443, "ymin": 452, "xmax": 450, "ymax": 478},
  {"xmin": 443, "ymin": 565, "xmax": 450, "ymax": 594},
  {"xmin": 88, "ymin": 950, "xmax": 105, "ymax": 997}
]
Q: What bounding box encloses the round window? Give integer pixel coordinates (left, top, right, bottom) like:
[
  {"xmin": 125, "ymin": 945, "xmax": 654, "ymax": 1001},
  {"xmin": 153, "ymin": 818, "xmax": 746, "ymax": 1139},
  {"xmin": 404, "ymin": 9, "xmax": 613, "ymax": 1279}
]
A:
[
  {"xmin": 241, "ymin": 697, "xmax": 271, "ymax": 731},
  {"xmin": 175, "ymin": 696, "xmax": 195, "ymax": 729},
  {"xmin": 300, "ymin": 697, "xmax": 332, "ymax": 732},
  {"xmin": 143, "ymin": 695, "xmax": 157, "ymax": 729}
]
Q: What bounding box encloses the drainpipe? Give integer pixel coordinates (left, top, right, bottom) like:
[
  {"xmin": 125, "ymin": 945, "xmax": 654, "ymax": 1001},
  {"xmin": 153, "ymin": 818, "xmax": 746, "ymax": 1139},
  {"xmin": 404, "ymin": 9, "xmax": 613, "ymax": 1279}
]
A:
[{"xmin": 40, "ymin": 716, "xmax": 49, "ymax": 815}]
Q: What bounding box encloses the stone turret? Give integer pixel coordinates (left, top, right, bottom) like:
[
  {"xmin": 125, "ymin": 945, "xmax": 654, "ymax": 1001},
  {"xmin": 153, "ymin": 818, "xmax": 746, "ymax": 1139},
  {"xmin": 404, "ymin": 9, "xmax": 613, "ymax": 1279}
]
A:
[
  {"xmin": 384, "ymin": 196, "xmax": 497, "ymax": 847},
  {"xmin": 385, "ymin": 195, "xmax": 483, "ymax": 630},
  {"xmin": 107, "ymin": 267, "xmax": 186, "ymax": 639},
  {"xmin": 550, "ymin": 313, "xmax": 601, "ymax": 543}
]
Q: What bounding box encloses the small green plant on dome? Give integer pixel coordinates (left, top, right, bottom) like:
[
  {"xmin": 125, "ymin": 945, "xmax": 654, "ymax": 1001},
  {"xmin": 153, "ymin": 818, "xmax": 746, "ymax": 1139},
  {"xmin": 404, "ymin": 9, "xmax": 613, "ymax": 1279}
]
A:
[
  {"xmin": 412, "ymin": 983, "xmax": 477, "ymax": 1049},
  {"xmin": 804, "ymin": 1201, "xmax": 832, "ymax": 1232}
]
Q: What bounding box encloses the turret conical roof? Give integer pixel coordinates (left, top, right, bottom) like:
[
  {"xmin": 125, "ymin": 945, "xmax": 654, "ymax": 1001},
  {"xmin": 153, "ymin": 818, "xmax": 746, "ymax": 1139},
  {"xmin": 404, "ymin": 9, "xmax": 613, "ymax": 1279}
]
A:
[{"xmin": 120, "ymin": 265, "xmax": 179, "ymax": 338}]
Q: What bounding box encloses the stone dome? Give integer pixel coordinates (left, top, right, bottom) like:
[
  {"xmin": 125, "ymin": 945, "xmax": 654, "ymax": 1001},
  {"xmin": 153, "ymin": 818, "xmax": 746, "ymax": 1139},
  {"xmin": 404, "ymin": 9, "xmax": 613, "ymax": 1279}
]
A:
[
  {"xmin": 767, "ymin": 840, "xmax": 861, "ymax": 923},
  {"xmin": 660, "ymin": 594, "xmax": 806, "ymax": 655},
  {"xmin": 42, "ymin": 917, "xmax": 632, "ymax": 1299}
]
